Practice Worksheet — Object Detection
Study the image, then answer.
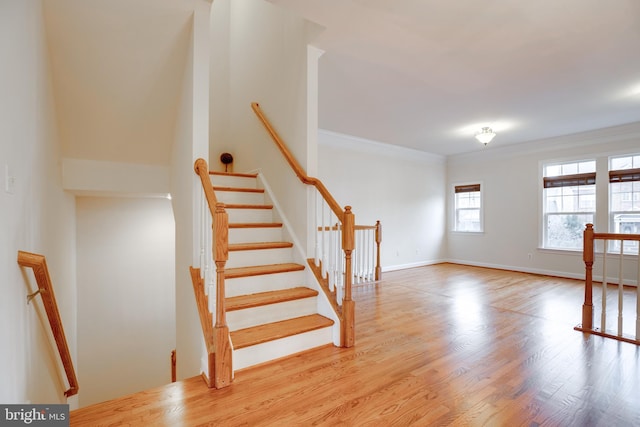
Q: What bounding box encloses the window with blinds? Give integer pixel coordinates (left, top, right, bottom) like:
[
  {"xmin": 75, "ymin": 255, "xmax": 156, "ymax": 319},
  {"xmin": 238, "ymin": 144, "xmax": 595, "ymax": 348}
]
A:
[
  {"xmin": 609, "ymin": 154, "xmax": 640, "ymax": 253},
  {"xmin": 542, "ymin": 160, "xmax": 595, "ymax": 250},
  {"xmin": 454, "ymin": 183, "xmax": 482, "ymax": 232}
]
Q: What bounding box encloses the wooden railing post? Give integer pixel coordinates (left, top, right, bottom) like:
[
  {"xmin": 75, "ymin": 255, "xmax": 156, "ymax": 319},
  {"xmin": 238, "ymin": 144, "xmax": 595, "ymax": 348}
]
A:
[
  {"xmin": 375, "ymin": 220, "xmax": 382, "ymax": 281},
  {"xmin": 212, "ymin": 203, "xmax": 233, "ymax": 388},
  {"xmin": 342, "ymin": 206, "xmax": 355, "ymax": 347},
  {"xmin": 582, "ymin": 223, "xmax": 594, "ymax": 330},
  {"xmin": 171, "ymin": 350, "xmax": 176, "ymax": 383}
]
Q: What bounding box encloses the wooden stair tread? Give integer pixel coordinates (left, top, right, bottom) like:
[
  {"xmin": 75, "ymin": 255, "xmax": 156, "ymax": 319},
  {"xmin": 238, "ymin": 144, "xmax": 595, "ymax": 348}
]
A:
[
  {"xmin": 229, "ymin": 242, "xmax": 293, "ymax": 251},
  {"xmin": 225, "ymin": 204, "xmax": 273, "ymax": 210},
  {"xmin": 209, "ymin": 171, "xmax": 258, "ymax": 178},
  {"xmin": 226, "ymin": 287, "xmax": 318, "ymax": 311},
  {"xmin": 213, "ymin": 186, "xmax": 264, "ymax": 193},
  {"xmin": 225, "ymin": 263, "xmax": 305, "ymax": 279},
  {"xmin": 229, "ymin": 222, "xmax": 282, "ymax": 229},
  {"xmin": 231, "ymin": 314, "xmax": 334, "ymax": 349}
]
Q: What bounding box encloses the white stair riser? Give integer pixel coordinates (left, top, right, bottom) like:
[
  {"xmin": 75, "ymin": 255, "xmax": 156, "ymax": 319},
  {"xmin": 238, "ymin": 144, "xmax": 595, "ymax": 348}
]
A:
[
  {"xmin": 225, "ymin": 271, "xmax": 305, "ymax": 297},
  {"xmin": 227, "ymin": 298, "xmax": 317, "ymax": 331},
  {"xmin": 233, "ymin": 327, "xmax": 333, "ymax": 371},
  {"xmin": 211, "ymin": 175, "xmax": 257, "ymax": 188},
  {"xmin": 227, "ymin": 247, "xmax": 293, "ymax": 269},
  {"xmin": 229, "ymin": 227, "xmax": 282, "ymax": 244},
  {"xmin": 216, "ymin": 191, "xmax": 265, "ymax": 205},
  {"xmin": 226, "ymin": 208, "xmax": 273, "ymax": 223}
]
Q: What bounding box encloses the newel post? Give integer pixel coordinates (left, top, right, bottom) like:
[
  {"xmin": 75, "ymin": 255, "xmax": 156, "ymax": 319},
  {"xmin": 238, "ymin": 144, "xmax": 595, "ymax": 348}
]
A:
[
  {"xmin": 342, "ymin": 206, "xmax": 356, "ymax": 347},
  {"xmin": 375, "ymin": 220, "xmax": 382, "ymax": 281},
  {"xmin": 582, "ymin": 223, "xmax": 594, "ymax": 330},
  {"xmin": 212, "ymin": 203, "xmax": 233, "ymax": 388}
]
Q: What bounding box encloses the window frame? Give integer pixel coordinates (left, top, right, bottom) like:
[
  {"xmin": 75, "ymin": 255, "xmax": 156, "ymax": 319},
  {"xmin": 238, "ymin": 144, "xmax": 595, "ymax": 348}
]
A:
[
  {"xmin": 452, "ymin": 182, "xmax": 483, "ymax": 233},
  {"xmin": 541, "ymin": 159, "xmax": 596, "ymax": 251},
  {"xmin": 608, "ymin": 154, "xmax": 640, "ymax": 254}
]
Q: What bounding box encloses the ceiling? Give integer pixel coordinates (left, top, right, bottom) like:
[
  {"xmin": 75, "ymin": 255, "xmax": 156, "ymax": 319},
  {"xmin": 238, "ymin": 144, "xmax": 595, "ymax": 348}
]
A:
[{"xmin": 269, "ymin": 0, "xmax": 640, "ymax": 156}]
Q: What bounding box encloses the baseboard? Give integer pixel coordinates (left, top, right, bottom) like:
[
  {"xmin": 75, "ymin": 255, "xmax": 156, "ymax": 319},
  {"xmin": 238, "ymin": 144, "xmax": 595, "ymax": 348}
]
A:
[
  {"xmin": 382, "ymin": 259, "xmax": 446, "ymax": 272},
  {"xmin": 444, "ymin": 259, "xmax": 639, "ymax": 286}
]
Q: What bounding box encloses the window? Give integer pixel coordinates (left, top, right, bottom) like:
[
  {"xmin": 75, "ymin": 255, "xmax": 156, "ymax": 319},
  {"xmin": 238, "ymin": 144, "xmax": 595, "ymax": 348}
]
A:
[
  {"xmin": 609, "ymin": 154, "xmax": 640, "ymax": 253},
  {"xmin": 454, "ymin": 183, "xmax": 482, "ymax": 232},
  {"xmin": 542, "ymin": 160, "xmax": 595, "ymax": 250}
]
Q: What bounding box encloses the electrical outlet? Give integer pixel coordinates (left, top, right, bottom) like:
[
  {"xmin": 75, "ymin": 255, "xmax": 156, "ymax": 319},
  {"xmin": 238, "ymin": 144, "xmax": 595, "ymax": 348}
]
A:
[
  {"xmin": 4, "ymin": 165, "xmax": 16, "ymax": 194},
  {"xmin": 4, "ymin": 164, "xmax": 16, "ymax": 194}
]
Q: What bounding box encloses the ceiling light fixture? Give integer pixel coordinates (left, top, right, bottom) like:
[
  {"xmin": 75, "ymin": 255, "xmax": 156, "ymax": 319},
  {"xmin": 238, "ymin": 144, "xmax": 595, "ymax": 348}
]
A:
[{"xmin": 475, "ymin": 127, "xmax": 496, "ymax": 145}]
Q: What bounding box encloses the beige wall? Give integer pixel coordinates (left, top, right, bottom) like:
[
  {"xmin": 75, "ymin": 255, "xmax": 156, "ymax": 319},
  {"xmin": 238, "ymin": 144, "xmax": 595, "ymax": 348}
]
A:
[
  {"xmin": 318, "ymin": 131, "xmax": 448, "ymax": 270},
  {"xmin": 447, "ymin": 122, "xmax": 640, "ymax": 280},
  {"xmin": 209, "ymin": 0, "xmax": 315, "ymax": 251},
  {"xmin": 0, "ymin": 0, "xmax": 77, "ymax": 405},
  {"xmin": 171, "ymin": 3, "xmax": 211, "ymax": 380},
  {"xmin": 76, "ymin": 197, "xmax": 175, "ymax": 407}
]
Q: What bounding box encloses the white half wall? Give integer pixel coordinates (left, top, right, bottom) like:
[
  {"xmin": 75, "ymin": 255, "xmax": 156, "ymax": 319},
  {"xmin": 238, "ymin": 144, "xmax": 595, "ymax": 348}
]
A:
[
  {"xmin": 62, "ymin": 158, "xmax": 170, "ymax": 197},
  {"xmin": 76, "ymin": 197, "xmax": 175, "ymax": 408},
  {"xmin": 318, "ymin": 131, "xmax": 447, "ymax": 270},
  {"xmin": 0, "ymin": 0, "xmax": 77, "ymax": 406}
]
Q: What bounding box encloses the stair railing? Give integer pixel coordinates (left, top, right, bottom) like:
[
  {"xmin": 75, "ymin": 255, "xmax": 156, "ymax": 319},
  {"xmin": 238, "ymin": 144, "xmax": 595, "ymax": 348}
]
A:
[
  {"xmin": 316, "ymin": 221, "xmax": 382, "ymax": 286},
  {"xmin": 251, "ymin": 102, "xmax": 356, "ymax": 347},
  {"xmin": 193, "ymin": 158, "xmax": 233, "ymax": 388},
  {"xmin": 17, "ymin": 251, "xmax": 79, "ymax": 398},
  {"xmin": 575, "ymin": 223, "xmax": 640, "ymax": 345},
  {"xmin": 354, "ymin": 222, "xmax": 382, "ymax": 283}
]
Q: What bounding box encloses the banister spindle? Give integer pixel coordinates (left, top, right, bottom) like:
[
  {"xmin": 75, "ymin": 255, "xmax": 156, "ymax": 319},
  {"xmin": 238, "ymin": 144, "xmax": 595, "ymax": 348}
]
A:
[
  {"xmin": 636, "ymin": 244, "xmax": 640, "ymax": 340},
  {"xmin": 618, "ymin": 240, "xmax": 624, "ymax": 336},
  {"xmin": 375, "ymin": 220, "xmax": 382, "ymax": 281},
  {"xmin": 601, "ymin": 244, "xmax": 608, "ymax": 332}
]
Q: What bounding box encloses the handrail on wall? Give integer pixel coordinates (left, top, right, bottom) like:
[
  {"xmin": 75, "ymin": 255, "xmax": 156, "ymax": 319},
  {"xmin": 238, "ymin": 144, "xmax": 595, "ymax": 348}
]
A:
[
  {"xmin": 251, "ymin": 102, "xmax": 345, "ymax": 221},
  {"xmin": 17, "ymin": 251, "xmax": 79, "ymax": 398}
]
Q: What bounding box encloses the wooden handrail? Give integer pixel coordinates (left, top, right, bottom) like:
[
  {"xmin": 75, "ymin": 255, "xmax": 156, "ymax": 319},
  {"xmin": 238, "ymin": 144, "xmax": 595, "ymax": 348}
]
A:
[
  {"xmin": 318, "ymin": 224, "xmax": 377, "ymax": 231},
  {"xmin": 195, "ymin": 158, "xmax": 218, "ymax": 214},
  {"xmin": 251, "ymin": 102, "xmax": 358, "ymax": 347},
  {"xmin": 17, "ymin": 251, "xmax": 79, "ymax": 398},
  {"xmin": 251, "ymin": 102, "xmax": 344, "ymax": 221}
]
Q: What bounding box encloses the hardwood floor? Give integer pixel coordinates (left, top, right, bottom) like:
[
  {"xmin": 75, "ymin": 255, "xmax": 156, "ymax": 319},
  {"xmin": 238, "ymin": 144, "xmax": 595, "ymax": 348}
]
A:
[{"xmin": 70, "ymin": 264, "xmax": 640, "ymax": 426}]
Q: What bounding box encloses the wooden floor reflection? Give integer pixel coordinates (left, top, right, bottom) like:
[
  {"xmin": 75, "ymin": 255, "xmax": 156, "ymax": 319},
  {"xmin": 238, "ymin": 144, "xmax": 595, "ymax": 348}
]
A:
[{"xmin": 71, "ymin": 263, "xmax": 640, "ymax": 426}]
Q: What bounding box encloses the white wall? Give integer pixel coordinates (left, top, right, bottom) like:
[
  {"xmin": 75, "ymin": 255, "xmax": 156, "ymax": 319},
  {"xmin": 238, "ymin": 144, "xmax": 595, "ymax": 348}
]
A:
[
  {"xmin": 447, "ymin": 122, "xmax": 640, "ymax": 280},
  {"xmin": 209, "ymin": 0, "xmax": 315, "ymax": 251},
  {"xmin": 171, "ymin": 2, "xmax": 210, "ymax": 380},
  {"xmin": 76, "ymin": 197, "xmax": 175, "ymax": 407},
  {"xmin": 0, "ymin": 0, "xmax": 77, "ymax": 405},
  {"xmin": 318, "ymin": 131, "xmax": 447, "ymax": 270}
]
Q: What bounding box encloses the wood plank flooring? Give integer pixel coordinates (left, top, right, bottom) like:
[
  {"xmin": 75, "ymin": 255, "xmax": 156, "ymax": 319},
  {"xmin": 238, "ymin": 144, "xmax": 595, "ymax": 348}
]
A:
[{"xmin": 70, "ymin": 263, "xmax": 640, "ymax": 426}]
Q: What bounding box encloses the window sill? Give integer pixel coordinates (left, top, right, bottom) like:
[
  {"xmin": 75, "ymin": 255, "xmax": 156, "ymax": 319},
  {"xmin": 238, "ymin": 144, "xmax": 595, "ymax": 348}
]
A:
[{"xmin": 537, "ymin": 247, "xmax": 581, "ymax": 255}]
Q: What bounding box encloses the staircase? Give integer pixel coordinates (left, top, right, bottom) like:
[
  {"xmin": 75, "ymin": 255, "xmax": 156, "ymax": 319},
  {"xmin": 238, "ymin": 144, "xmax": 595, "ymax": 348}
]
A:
[{"xmin": 210, "ymin": 171, "xmax": 335, "ymax": 371}]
